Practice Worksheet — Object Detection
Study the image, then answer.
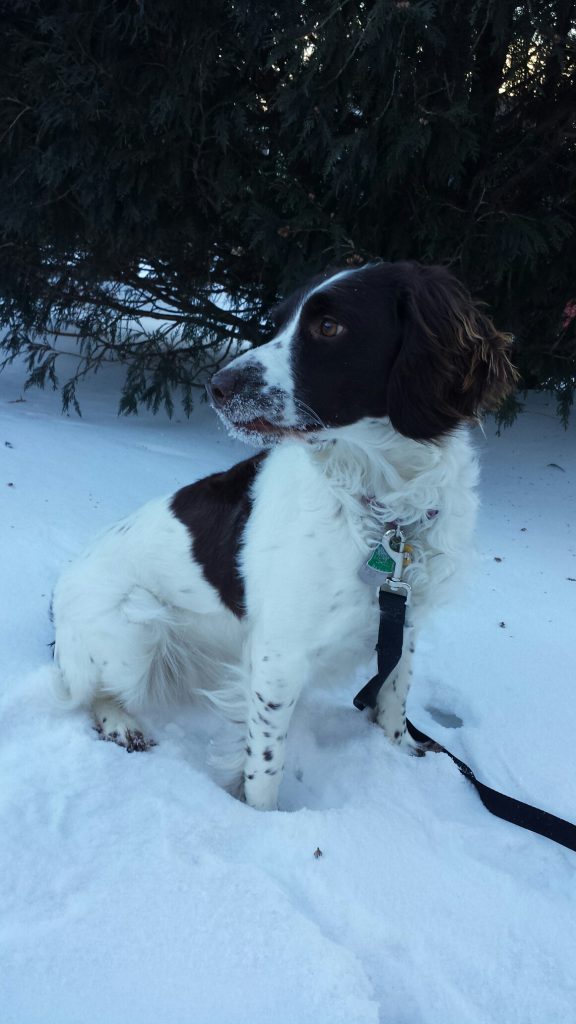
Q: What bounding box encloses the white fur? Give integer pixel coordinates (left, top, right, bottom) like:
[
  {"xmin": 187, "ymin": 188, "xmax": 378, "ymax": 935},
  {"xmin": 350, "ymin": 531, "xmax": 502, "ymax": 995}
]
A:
[
  {"xmin": 52, "ymin": 269, "xmax": 484, "ymax": 809},
  {"xmin": 52, "ymin": 421, "xmax": 478, "ymax": 809},
  {"xmin": 53, "ymin": 498, "xmax": 244, "ymax": 711}
]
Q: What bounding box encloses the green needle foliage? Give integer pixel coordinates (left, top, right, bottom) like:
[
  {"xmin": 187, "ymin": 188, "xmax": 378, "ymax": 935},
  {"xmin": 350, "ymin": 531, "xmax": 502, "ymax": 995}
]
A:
[{"xmin": 1, "ymin": 0, "xmax": 575, "ymax": 420}]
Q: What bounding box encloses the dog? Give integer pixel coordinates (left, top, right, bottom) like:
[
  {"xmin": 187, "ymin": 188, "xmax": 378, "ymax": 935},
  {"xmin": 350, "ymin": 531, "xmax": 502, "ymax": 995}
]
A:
[{"xmin": 52, "ymin": 261, "xmax": 516, "ymax": 810}]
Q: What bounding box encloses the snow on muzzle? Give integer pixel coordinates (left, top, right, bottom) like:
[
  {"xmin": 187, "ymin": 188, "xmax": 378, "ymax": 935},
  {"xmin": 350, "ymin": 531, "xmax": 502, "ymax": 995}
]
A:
[{"xmin": 207, "ymin": 360, "xmax": 293, "ymax": 438}]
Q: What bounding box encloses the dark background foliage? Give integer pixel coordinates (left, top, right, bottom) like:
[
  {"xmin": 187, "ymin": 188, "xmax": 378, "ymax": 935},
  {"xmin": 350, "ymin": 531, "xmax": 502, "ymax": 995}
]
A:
[{"xmin": 1, "ymin": 0, "xmax": 575, "ymax": 419}]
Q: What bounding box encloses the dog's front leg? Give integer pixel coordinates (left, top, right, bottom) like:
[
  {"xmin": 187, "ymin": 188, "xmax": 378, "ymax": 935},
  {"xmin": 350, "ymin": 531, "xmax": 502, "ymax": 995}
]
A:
[
  {"xmin": 375, "ymin": 624, "xmax": 418, "ymax": 750},
  {"xmin": 242, "ymin": 643, "xmax": 305, "ymax": 811}
]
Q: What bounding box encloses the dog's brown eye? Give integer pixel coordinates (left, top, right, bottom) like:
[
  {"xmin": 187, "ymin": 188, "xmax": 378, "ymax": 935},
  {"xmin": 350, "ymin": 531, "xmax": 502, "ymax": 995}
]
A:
[{"xmin": 318, "ymin": 318, "xmax": 343, "ymax": 338}]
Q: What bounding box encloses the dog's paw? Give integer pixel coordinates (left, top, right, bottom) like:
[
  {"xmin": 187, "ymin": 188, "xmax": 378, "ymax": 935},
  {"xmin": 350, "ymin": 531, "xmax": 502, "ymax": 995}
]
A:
[
  {"xmin": 124, "ymin": 728, "xmax": 157, "ymax": 753},
  {"xmin": 394, "ymin": 731, "xmax": 427, "ymax": 757},
  {"xmin": 376, "ymin": 714, "xmax": 427, "ymax": 757},
  {"xmin": 93, "ymin": 721, "xmax": 157, "ymax": 752},
  {"xmin": 92, "ymin": 699, "xmax": 156, "ymax": 753}
]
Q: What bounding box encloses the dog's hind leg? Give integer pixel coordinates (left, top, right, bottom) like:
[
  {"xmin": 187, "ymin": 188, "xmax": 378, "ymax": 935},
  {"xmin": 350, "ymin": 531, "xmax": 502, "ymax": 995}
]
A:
[
  {"xmin": 53, "ymin": 585, "xmax": 176, "ymax": 750},
  {"xmin": 53, "ymin": 619, "xmax": 156, "ymax": 748}
]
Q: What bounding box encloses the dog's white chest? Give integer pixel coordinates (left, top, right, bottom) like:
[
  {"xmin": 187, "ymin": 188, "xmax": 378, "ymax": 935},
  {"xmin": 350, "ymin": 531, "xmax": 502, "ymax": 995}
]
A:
[{"xmin": 240, "ymin": 444, "xmax": 379, "ymax": 673}]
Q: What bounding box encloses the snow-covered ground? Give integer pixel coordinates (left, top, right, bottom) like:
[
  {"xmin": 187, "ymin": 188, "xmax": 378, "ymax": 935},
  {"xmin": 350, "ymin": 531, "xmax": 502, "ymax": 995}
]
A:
[{"xmin": 1, "ymin": 359, "xmax": 575, "ymax": 1024}]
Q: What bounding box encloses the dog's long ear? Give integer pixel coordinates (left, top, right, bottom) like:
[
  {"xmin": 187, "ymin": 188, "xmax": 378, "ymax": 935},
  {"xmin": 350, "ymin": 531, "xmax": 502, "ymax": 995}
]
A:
[{"xmin": 387, "ymin": 264, "xmax": 518, "ymax": 440}]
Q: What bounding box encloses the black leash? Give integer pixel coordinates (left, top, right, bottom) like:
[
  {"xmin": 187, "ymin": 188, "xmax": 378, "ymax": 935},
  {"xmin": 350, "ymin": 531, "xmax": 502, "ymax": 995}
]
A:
[
  {"xmin": 354, "ymin": 588, "xmax": 408, "ymax": 713},
  {"xmin": 354, "ymin": 587, "xmax": 576, "ymax": 855}
]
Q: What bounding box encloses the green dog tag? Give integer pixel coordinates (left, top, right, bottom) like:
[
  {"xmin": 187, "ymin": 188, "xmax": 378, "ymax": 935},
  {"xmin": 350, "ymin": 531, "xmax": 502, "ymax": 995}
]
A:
[
  {"xmin": 367, "ymin": 544, "xmax": 395, "ymax": 574},
  {"xmin": 359, "ymin": 528, "xmax": 407, "ymax": 585}
]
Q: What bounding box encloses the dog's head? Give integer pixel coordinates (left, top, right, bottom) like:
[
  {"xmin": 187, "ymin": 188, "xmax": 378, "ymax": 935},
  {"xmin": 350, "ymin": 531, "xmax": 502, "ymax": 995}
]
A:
[{"xmin": 208, "ymin": 262, "xmax": 517, "ymax": 443}]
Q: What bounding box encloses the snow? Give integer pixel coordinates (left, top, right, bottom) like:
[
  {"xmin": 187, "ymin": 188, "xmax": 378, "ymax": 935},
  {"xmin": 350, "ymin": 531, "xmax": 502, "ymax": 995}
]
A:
[{"xmin": 1, "ymin": 360, "xmax": 575, "ymax": 1024}]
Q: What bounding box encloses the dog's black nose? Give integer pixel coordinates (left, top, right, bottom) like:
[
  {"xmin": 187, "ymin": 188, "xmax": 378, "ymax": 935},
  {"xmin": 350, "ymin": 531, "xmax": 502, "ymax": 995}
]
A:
[{"xmin": 208, "ymin": 368, "xmax": 238, "ymax": 406}]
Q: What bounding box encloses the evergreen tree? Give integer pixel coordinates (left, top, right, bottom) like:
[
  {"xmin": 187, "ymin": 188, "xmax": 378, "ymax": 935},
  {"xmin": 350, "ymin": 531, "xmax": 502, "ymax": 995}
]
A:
[{"xmin": 1, "ymin": 0, "xmax": 574, "ymax": 419}]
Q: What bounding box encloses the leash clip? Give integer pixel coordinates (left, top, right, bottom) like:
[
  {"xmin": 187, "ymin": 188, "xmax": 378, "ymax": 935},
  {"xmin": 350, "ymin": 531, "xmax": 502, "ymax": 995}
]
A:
[
  {"xmin": 359, "ymin": 526, "xmax": 413, "ymax": 590},
  {"xmin": 380, "ymin": 576, "xmax": 411, "ymax": 604},
  {"xmin": 380, "ymin": 527, "xmax": 411, "ymax": 604}
]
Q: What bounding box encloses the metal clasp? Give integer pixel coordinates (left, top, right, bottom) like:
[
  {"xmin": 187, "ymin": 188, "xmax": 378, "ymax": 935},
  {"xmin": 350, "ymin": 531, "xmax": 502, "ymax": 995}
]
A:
[
  {"xmin": 359, "ymin": 524, "xmax": 413, "ymax": 593},
  {"xmin": 380, "ymin": 577, "xmax": 412, "ymax": 603},
  {"xmin": 380, "ymin": 527, "xmax": 412, "ymax": 604},
  {"xmin": 381, "ymin": 527, "xmax": 406, "ymax": 577}
]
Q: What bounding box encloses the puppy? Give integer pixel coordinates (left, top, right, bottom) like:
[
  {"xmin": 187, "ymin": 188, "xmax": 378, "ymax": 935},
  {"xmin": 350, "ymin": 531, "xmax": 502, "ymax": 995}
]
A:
[{"xmin": 52, "ymin": 262, "xmax": 515, "ymax": 809}]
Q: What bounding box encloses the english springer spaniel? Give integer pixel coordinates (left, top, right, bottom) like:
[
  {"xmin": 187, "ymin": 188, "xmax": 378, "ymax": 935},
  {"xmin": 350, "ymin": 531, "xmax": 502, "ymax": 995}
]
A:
[{"xmin": 52, "ymin": 262, "xmax": 516, "ymax": 810}]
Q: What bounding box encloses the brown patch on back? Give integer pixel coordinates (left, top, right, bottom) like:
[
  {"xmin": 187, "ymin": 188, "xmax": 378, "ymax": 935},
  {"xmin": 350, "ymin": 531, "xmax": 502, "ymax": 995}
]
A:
[{"xmin": 170, "ymin": 453, "xmax": 266, "ymax": 617}]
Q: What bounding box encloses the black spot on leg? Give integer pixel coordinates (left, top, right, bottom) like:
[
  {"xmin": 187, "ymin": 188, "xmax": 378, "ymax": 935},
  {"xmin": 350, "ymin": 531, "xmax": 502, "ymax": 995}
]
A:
[
  {"xmin": 245, "ymin": 745, "xmax": 252, "ymax": 756},
  {"xmin": 265, "ymin": 768, "xmax": 278, "ymax": 775},
  {"xmin": 245, "ymin": 773, "xmax": 255, "ymax": 781},
  {"xmin": 267, "ymin": 701, "xmax": 283, "ymax": 711},
  {"xmin": 263, "ymin": 748, "xmax": 273, "ymax": 761},
  {"xmin": 258, "ymin": 712, "xmax": 271, "ymax": 725},
  {"xmin": 255, "ymin": 691, "xmax": 265, "ymax": 703},
  {"xmin": 263, "ymin": 731, "xmax": 271, "ymax": 738},
  {"xmin": 262, "ymin": 656, "xmax": 270, "ymax": 662},
  {"xmin": 394, "ymin": 730, "xmax": 401, "ymax": 739}
]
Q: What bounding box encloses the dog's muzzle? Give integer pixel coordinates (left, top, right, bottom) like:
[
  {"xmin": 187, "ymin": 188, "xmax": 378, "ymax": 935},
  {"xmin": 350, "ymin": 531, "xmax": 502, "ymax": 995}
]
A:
[{"xmin": 207, "ymin": 362, "xmax": 290, "ymax": 435}]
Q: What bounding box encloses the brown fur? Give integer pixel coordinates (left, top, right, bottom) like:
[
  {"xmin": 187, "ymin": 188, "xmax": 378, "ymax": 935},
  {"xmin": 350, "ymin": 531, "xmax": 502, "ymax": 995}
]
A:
[{"xmin": 387, "ymin": 264, "xmax": 518, "ymax": 440}]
